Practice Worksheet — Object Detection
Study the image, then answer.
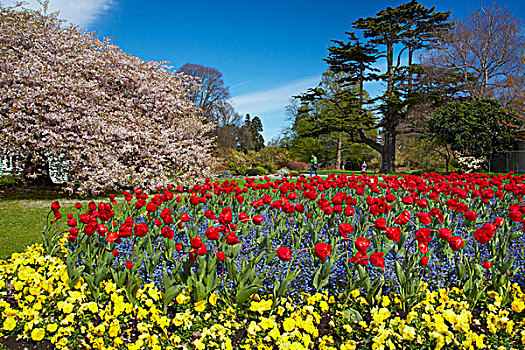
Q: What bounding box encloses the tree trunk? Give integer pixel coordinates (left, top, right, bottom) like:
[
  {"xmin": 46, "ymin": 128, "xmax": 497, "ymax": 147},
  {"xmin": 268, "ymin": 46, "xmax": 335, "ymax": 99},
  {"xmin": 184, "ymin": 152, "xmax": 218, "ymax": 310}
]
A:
[
  {"xmin": 336, "ymin": 132, "xmax": 342, "ymax": 170},
  {"xmin": 21, "ymin": 156, "xmax": 54, "ymax": 187},
  {"xmin": 380, "ymin": 115, "xmax": 397, "ymax": 174}
]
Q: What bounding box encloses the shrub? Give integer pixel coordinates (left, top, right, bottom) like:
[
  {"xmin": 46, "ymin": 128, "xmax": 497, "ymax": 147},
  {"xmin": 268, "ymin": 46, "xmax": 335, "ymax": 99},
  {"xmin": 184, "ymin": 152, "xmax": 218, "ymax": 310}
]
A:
[
  {"xmin": 245, "ymin": 166, "xmax": 266, "ymax": 176},
  {"xmin": 264, "ymin": 163, "xmax": 276, "ymax": 174},
  {"xmin": 285, "ymin": 161, "xmax": 309, "ymax": 171},
  {"xmin": 260, "ymin": 146, "xmax": 291, "ymax": 168}
]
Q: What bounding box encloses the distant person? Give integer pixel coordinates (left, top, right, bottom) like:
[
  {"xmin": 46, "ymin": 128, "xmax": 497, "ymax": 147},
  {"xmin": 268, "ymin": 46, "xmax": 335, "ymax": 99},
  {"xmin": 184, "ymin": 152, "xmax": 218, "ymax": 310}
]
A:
[
  {"xmin": 361, "ymin": 161, "xmax": 367, "ymax": 173},
  {"xmin": 310, "ymin": 154, "xmax": 318, "ymax": 177}
]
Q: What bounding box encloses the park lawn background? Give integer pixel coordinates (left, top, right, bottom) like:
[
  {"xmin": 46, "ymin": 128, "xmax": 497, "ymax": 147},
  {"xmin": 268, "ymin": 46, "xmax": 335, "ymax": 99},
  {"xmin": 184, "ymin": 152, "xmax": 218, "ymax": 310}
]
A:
[{"xmin": 0, "ymin": 198, "xmax": 78, "ymax": 259}]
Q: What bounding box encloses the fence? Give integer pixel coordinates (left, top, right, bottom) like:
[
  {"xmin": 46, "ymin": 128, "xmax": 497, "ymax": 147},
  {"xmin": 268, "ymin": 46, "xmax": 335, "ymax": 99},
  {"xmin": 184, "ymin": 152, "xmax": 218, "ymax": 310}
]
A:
[{"xmin": 488, "ymin": 151, "xmax": 525, "ymax": 173}]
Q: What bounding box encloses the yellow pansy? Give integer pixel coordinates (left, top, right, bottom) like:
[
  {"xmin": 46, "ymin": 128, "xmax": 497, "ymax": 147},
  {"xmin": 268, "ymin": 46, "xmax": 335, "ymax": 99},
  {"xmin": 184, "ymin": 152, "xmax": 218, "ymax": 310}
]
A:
[
  {"xmin": 283, "ymin": 317, "xmax": 296, "ymax": 332},
  {"xmin": 46, "ymin": 323, "xmax": 58, "ymax": 333},
  {"xmin": 512, "ymin": 299, "xmax": 524, "ymax": 313},
  {"xmin": 3, "ymin": 317, "xmax": 16, "ymax": 331},
  {"xmin": 209, "ymin": 293, "xmax": 219, "ymax": 306},
  {"xmin": 349, "ymin": 289, "xmax": 360, "ymax": 298},
  {"xmin": 108, "ymin": 320, "xmax": 121, "ymax": 338},
  {"xmin": 269, "ymin": 327, "xmax": 280, "ymax": 340},
  {"xmin": 194, "ymin": 300, "xmax": 207, "ymax": 312},
  {"xmin": 319, "ymin": 300, "xmax": 329, "ymax": 312},
  {"xmin": 31, "ymin": 327, "xmax": 45, "ymax": 341},
  {"xmin": 176, "ymin": 292, "xmax": 190, "ymax": 305}
]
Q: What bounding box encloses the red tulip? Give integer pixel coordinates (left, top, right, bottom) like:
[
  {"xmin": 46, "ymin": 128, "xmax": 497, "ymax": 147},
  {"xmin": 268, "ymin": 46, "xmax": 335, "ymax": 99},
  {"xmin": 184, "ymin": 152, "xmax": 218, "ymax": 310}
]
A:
[
  {"xmin": 374, "ymin": 218, "xmax": 387, "ymax": 231},
  {"xmin": 417, "ymin": 212, "xmax": 431, "ymax": 225},
  {"xmin": 464, "ymin": 210, "xmax": 478, "ymax": 222},
  {"xmin": 146, "ymin": 202, "xmax": 157, "ymax": 212},
  {"xmin": 417, "ymin": 199, "xmax": 428, "ymax": 209},
  {"xmin": 238, "ymin": 212, "xmax": 250, "ymax": 223},
  {"xmin": 225, "ymin": 232, "xmax": 240, "ymax": 245},
  {"xmin": 418, "ymin": 242, "xmax": 429, "ymax": 254},
  {"xmin": 349, "ymin": 251, "xmax": 368, "ymax": 266},
  {"xmin": 448, "ymin": 236, "xmax": 464, "ymax": 251},
  {"xmin": 124, "ymin": 261, "xmax": 133, "ymax": 269},
  {"xmin": 219, "ymin": 207, "xmax": 233, "ymax": 224},
  {"xmin": 438, "ymin": 228, "xmax": 452, "ymax": 242},
  {"xmin": 482, "ymin": 261, "xmax": 493, "ymax": 269},
  {"xmin": 106, "ymin": 231, "xmax": 118, "ymax": 243},
  {"xmin": 344, "ymin": 206, "xmax": 355, "ymax": 216},
  {"xmin": 385, "ymin": 226, "xmax": 401, "ymax": 243},
  {"xmin": 252, "ymin": 215, "xmax": 264, "ymax": 225},
  {"xmin": 175, "ymin": 244, "xmax": 183, "ymax": 251},
  {"xmin": 355, "ymin": 237, "xmax": 370, "ymax": 252},
  {"xmin": 51, "ymin": 200, "xmax": 60, "ymax": 212},
  {"xmin": 190, "ymin": 236, "xmax": 202, "ymax": 249},
  {"xmin": 338, "ymin": 223, "xmax": 354, "ymax": 239},
  {"xmin": 205, "ymin": 226, "xmax": 220, "ymax": 240},
  {"xmin": 134, "ymin": 223, "xmax": 149, "ymax": 237},
  {"xmin": 112, "ymin": 249, "xmax": 119, "ymax": 257},
  {"xmin": 205, "ymin": 209, "xmax": 215, "ymax": 220},
  {"xmin": 277, "ymin": 247, "xmax": 292, "ymax": 262},
  {"xmin": 420, "ymin": 256, "xmax": 429, "ymax": 266},
  {"xmin": 180, "ymin": 213, "xmax": 191, "ymax": 222},
  {"xmin": 415, "ymin": 228, "xmax": 432, "ymax": 243},
  {"xmin": 161, "ymin": 226, "xmax": 174, "ymax": 240},
  {"xmin": 197, "ymin": 244, "xmax": 208, "ymax": 256},
  {"xmin": 216, "ymin": 251, "xmax": 226, "ymax": 261},
  {"xmin": 314, "ymin": 242, "xmax": 332, "ymax": 262},
  {"xmin": 370, "ymin": 252, "xmax": 385, "ymax": 268},
  {"xmin": 473, "ymin": 228, "xmax": 493, "ymax": 244}
]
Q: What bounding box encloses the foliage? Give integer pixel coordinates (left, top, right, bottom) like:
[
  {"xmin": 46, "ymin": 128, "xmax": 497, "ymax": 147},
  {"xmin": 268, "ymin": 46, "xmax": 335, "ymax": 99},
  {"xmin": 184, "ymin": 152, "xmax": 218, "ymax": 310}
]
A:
[
  {"xmin": 0, "ymin": 175, "xmax": 14, "ymax": 187},
  {"xmin": 0, "ymin": 4, "xmax": 217, "ymax": 195},
  {"xmin": 429, "ymin": 99, "xmax": 520, "ymax": 158},
  {"xmin": 245, "ymin": 167, "xmax": 267, "ymax": 176},
  {"xmin": 237, "ymin": 114, "xmax": 265, "ymax": 153},
  {"xmin": 292, "ymin": 71, "xmax": 378, "ymax": 170},
  {"xmin": 259, "ymin": 146, "xmax": 291, "ymax": 171}
]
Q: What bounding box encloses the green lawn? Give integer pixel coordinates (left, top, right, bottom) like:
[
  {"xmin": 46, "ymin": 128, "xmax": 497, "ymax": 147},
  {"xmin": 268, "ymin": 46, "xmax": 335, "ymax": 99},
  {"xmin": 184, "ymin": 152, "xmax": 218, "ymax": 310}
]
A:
[{"xmin": 0, "ymin": 198, "xmax": 79, "ymax": 259}]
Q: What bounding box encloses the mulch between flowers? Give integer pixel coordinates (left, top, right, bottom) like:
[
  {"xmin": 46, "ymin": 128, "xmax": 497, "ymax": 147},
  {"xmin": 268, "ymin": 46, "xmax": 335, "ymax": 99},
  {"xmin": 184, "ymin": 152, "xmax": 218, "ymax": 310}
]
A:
[{"xmin": 0, "ymin": 335, "xmax": 55, "ymax": 350}]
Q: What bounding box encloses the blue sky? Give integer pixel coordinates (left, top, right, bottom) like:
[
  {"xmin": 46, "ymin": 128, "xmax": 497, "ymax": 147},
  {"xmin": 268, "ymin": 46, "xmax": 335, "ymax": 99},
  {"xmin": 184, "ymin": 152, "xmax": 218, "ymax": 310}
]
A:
[{"xmin": 6, "ymin": 0, "xmax": 525, "ymax": 142}]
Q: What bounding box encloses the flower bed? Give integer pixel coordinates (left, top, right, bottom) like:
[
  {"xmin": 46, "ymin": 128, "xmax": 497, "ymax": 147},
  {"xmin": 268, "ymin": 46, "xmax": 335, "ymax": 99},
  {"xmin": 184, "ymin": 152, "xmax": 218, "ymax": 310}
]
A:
[{"xmin": 1, "ymin": 172, "xmax": 525, "ymax": 349}]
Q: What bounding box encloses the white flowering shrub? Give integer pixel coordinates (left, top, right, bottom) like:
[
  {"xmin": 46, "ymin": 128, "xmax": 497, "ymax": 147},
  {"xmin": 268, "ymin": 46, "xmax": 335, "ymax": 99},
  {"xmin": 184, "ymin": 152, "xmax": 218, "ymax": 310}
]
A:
[
  {"xmin": 457, "ymin": 156, "xmax": 486, "ymax": 172},
  {"xmin": 0, "ymin": 4, "xmax": 218, "ymax": 195}
]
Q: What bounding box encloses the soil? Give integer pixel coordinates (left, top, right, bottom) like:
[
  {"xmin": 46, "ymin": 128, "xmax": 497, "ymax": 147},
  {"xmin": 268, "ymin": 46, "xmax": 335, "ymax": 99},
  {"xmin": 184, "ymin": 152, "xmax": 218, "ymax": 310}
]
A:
[{"xmin": 0, "ymin": 336, "xmax": 55, "ymax": 350}]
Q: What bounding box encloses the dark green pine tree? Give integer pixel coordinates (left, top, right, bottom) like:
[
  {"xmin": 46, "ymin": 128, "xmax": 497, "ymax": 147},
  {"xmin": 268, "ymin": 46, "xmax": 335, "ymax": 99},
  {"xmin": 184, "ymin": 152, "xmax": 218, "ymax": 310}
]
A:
[
  {"xmin": 323, "ymin": 0, "xmax": 452, "ymax": 172},
  {"xmin": 236, "ymin": 114, "xmax": 265, "ymax": 153}
]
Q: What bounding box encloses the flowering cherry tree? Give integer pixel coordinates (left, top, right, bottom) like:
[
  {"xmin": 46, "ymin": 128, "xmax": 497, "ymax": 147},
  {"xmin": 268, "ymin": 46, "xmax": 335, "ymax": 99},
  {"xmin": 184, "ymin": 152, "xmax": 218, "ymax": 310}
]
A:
[{"xmin": 0, "ymin": 4, "xmax": 218, "ymax": 194}]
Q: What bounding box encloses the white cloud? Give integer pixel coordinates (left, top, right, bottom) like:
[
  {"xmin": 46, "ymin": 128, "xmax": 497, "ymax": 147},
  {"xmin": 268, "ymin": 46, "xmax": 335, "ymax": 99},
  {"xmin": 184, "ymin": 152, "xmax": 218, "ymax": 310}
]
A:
[
  {"xmin": 232, "ymin": 76, "xmax": 320, "ymax": 115},
  {"xmin": 3, "ymin": 0, "xmax": 115, "ymax": 27}
]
